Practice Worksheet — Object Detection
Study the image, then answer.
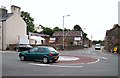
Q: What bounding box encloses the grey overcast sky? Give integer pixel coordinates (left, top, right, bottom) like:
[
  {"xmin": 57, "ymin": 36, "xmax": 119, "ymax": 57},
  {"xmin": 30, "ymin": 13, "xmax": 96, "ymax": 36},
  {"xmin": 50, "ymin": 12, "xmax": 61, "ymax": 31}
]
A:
[{"xmin": 0, "ymin": 0, "xmax": 119, "ymax": 40}]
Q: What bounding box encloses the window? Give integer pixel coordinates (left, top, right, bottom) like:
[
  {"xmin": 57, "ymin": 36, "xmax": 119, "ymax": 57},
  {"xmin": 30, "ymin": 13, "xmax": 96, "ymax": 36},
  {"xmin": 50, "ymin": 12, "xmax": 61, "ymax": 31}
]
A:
[
  {"xmin": 30, "ymin": 47, "xmax": 38, "ymax": 52},
  {"xmin": 38, "ymin": 48, "xmax": 45, "ymax": 52}
]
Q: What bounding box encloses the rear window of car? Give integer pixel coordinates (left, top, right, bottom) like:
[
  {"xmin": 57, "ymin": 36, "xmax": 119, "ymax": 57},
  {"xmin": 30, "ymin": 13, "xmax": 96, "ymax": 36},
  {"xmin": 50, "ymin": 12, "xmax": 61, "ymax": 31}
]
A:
[{"xmin": 48, "ymin": 47, "xmax": 57, "ymax": 52}]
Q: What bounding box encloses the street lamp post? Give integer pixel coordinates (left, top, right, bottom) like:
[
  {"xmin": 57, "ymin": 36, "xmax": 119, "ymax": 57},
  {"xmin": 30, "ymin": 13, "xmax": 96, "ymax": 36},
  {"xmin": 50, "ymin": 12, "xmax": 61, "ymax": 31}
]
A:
[{"xmin": 62, "ymin": 15, "xmax": 70, "ymax": 50}]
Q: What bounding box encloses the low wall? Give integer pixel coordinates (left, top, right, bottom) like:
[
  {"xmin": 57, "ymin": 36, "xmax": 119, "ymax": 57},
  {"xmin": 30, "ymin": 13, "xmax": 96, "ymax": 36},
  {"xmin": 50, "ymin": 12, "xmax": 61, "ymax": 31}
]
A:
[
  {"xmin": 7, "ymin": 44, "xmax": 84, "ymax": 51},
  {"xmin": 31, "ymin": 44, "xmax": 84, "ymax": 50}
]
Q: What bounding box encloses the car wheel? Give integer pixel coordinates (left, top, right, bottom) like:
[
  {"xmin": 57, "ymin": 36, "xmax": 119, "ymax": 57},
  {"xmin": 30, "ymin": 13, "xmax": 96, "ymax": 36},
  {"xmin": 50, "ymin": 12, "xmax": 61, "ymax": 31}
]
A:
[
  {"xmin": 20, "ymin": 55, "xmax": 26, "ymax": 61},
  {"xmin": 42, "ymin": 57, "xmax": 49, "ymax": 64}
]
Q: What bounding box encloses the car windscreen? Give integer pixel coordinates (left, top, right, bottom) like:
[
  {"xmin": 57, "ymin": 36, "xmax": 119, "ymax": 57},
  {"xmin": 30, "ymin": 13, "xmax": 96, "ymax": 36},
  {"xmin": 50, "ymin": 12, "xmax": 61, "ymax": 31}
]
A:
[{"xmin": 96, "ymin": 45, "xmax": 101, "ymax": 47}]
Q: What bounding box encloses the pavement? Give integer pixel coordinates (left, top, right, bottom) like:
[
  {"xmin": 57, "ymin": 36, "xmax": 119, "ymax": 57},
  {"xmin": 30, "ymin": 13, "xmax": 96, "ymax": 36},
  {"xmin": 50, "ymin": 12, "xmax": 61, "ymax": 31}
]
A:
[{"xmin": 0, "ymin": 51, "xmax": 17, "ymax": 53}]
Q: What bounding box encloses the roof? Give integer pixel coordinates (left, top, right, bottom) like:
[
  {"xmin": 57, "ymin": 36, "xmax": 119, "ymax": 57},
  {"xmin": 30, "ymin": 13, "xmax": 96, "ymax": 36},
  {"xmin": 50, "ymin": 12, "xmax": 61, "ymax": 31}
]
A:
[
  {"xmin": 53, "ymin": 31, "xmax": 82, "ymax": 37},
  {"xmin": 30, "ymin": 36, "xmax": 45, "ymax": 40},
  {"xmin": 11, "ymin": 5, "xmax": 21, "ymax": 9},
  {"xmin": 0, "ymin": 13, "xmax": 13, "ymax": 22},
  {"xmin": 29, "ymin": 32, "xmax": 50, "ymax": 37},
  {"xmin": 17, "ymin": 45, "xmax": 32, "ymax": 48},
  {"xmin": 35, "ymin": 46, "xmax": 53, "ymax": 48},
  {"xmin": 106, "ymin": 24, "xmax": 120, "ymax": 36}
]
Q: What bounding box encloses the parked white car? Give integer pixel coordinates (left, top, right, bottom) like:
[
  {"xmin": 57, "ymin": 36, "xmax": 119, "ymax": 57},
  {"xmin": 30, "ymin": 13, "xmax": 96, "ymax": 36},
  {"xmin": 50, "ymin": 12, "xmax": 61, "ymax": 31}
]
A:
[{"xmin": 84, "ymin": 44, "xmax": 88, "ymax": 48}]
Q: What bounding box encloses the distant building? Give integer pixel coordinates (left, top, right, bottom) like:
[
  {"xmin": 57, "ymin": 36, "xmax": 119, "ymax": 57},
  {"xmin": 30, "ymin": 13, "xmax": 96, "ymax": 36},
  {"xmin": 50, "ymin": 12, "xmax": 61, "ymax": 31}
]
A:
[
  {"xmin": 0, "ymin": 5, "xmax": 26, "ymax": 50},
  {"xmin": 28, "ymin": 32, "xmax": 50, "ymax": 45},
  {"xmin": 105, "ymin": 24, "xmax": 120, "ymax": 52},
  {"xmin": 52, "ymin": 31, "xmax": 83, "ymax": 46}
]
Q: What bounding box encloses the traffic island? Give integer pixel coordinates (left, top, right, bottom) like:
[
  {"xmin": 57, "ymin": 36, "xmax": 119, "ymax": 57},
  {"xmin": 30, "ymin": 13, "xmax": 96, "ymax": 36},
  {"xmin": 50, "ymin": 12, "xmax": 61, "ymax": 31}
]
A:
[{"xmin": 56, "ymin": 55, "xmax": 99, "ymax": 65}]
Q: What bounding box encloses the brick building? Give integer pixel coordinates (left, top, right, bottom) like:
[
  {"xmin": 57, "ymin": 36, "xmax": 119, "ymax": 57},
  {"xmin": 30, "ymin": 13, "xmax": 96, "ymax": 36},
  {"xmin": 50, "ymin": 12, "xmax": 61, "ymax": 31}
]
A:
[
  {"xmin": 105, "ymin": 24, "xmax": 120, "ymax": 52},
  {"xmin": 52, "ymin": 31, "xmax": 83, "ymax": 46}
]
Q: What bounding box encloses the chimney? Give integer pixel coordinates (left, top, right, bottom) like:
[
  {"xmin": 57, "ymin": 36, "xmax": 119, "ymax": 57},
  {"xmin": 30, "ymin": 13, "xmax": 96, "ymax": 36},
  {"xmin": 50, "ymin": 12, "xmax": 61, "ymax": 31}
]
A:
[
  {"xmin": 0, "ymin": 7, "xmax": 7, "ymax": 16},
  {"xmin": 11, "ymin": 5, "xmax": 21, "ymax": 15}
]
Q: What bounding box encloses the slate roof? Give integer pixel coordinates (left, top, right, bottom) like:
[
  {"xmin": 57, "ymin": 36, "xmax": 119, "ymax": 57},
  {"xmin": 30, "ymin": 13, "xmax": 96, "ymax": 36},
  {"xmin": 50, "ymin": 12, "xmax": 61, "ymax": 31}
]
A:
[
  {"xmin": 53, "ymin": 31, "xmax": 82, "ymax": 37},
  {"xmin": 0, "ymin": 13, "xmax": 13, "ymax": 22},
  {"xmin": 29, "ymin": 32, "xmax": 50, "ymax": 37}
]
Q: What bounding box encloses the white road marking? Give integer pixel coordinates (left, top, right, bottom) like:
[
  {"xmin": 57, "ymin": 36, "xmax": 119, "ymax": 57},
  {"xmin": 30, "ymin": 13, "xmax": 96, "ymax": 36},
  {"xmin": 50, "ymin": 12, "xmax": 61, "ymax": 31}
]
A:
[
  {"xmin": 29, "ymin": 57, "xmax": 100, "ymax": 67},
  {"xmin": 108, "ymin": 54, "xmax": 113, "ymax": 56},
  {"xmin": 86, "ymin": 51, "xmax": 91, "ymax": 53},
  {"xmin": 102, "ymin": 53, "xmax": 107, "ymax": 55},
  {"xmin": 58, "ymin": 56, "xmax": 79, "ymax": 61},
  {"xmin": 99, "ymin": 57, "xmax": 107, "ymax": 60},
  {"xmin": 80, "ymin": 58, "xmax": 100, "ymax": 65},
  {"xmin": 93, "ymin": 53, "xmax": 96, "ymax": 54},
  {"xmin": 29, "ymin": 63, "xmax": 83, "ymax": 68}
]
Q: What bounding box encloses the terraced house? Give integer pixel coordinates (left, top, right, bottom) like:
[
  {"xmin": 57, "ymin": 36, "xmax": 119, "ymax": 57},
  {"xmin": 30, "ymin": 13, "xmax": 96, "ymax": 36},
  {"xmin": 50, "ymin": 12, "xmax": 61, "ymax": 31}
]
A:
[{"xmin": 0, "ymin": 5, "xmax": 26, "ymax": 50}]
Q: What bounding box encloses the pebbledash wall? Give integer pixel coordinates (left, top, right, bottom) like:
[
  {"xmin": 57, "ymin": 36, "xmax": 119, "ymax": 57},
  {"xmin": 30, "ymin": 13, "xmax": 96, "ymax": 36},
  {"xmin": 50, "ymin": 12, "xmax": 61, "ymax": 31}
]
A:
[{"xmin": 0, "ymin": 5, "xmax": 26, "ymax": 50}]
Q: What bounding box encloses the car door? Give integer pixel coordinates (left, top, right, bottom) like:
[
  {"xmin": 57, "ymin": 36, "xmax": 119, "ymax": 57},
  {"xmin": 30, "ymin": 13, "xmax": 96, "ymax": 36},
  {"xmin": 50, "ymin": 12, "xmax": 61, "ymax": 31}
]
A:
[
  {"xmin": 26, "ymin": 47, "xmax": 39, "ymax": 60},
  {"xmin": 35, "ymin": 48, "xmax": 46, "ymax": 60}
]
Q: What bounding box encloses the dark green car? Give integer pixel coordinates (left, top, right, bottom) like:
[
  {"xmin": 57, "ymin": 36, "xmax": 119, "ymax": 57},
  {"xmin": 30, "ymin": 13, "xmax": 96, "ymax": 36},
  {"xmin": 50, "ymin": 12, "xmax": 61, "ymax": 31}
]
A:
[{"xmin": 19, "ymin": 46, "xmax": 59, "ymax": 64}]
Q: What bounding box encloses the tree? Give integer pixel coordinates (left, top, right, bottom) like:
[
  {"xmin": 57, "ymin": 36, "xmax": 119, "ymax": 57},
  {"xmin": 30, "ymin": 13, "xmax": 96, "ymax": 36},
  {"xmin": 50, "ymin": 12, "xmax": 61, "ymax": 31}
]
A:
[
  {"xmin": 42, "ymin": 27, "xmax": 53, "ymax": 36},
  {"xmin": 21, "ymin": 11, "xmax": 35, "ymax": 33},
  {"xmin": 73, "ymin": 24, "xmax": 82, "ymax": 31},
  {"xmin": 64, "ymin": 28, "xmax": 71, "ymax": 31},
  {"xmin": 40, "ymin": 25, "xmax": 45, "ymax": 29},
  {"xmin": 53, "ymin": 27, "xmax": 62, "ymax": 31},
  {"xmin": 92, "ymin": 40, "xmax": 104, "ymax": 45},
  {"xmin": 83, "ymin": 32, "xmax": 88, "ymax": 40}
]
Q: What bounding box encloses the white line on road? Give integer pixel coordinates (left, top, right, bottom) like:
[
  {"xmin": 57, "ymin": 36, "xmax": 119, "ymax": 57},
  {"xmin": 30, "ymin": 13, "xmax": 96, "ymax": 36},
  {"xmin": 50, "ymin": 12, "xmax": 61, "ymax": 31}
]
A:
[
  {"xmin": 99, "ymin": 57, "xmax": 108, "ymax": 60},
  {"xmin": 80, "ymin": 58, "xmax": 100, "ymax": 65},
  {"xmin": 102, "ymin": 53, "xmax": 107, "ymax": 55},
  {"xmin": 29, "ymin": 63, "xmax": 83, "ymax": 68},
  {"xmin": 93, "ymin": 53, "xmax": 96, "ymax": 54}
]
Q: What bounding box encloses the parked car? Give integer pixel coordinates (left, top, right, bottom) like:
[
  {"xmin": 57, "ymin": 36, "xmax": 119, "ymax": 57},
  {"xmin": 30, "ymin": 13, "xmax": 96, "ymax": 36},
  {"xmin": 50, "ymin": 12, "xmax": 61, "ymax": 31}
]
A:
[
  {"xmin": 19, "ymin": 46, "xmax": 59, "ymax": 64},
  {"xmin": 84, "ymin": 44, "xmax": 88, "ymax": 48},
  {"xmin": 15, "ymin": 45, "xmax": 32, "ymax": 52},
  {"xmin": 95, "ymin": 44, "xmax": 101, "ymax": 50}
]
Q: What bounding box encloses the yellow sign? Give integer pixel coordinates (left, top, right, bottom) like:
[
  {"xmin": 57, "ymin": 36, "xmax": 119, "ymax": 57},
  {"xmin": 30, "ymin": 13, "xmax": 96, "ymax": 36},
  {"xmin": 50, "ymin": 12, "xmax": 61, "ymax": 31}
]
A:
[{"xmin": 114, "ymin": 47, "xmax": 118, "ymax": 53}]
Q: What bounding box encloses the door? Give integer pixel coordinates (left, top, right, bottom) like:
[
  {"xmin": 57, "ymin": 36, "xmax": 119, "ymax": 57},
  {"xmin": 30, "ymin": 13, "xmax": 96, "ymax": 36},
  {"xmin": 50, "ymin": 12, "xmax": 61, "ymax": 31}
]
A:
[
  {"xmin": 26, "ymin": 47, "xmax": 39, "ymax": 60},
  {"xmin": 35, "ymin": 48, "xmax": 46, "ymax": 60}
]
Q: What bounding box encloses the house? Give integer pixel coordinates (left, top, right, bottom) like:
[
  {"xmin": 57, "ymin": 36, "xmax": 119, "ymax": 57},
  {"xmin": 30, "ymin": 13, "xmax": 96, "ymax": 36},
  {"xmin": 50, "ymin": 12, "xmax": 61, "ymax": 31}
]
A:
[
  {"xmin": 28, "ymin": 32, "xmax": 50, "ymax": 45},
  {"xmin": 105, "ymin": 24, "xmax": 120, "ymax": 52},
  {"xmin": 0, "ymin": 5, "xmax": 26, "ymax": 50},
  {"xmin": 30, "ymin": 36, "xmax": 45, "ymax": 45},
  {"xmin": 52, "ymin": 31, "xmax": 83, "ymax": 46}
]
